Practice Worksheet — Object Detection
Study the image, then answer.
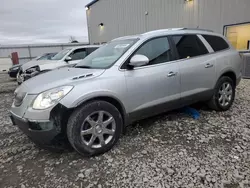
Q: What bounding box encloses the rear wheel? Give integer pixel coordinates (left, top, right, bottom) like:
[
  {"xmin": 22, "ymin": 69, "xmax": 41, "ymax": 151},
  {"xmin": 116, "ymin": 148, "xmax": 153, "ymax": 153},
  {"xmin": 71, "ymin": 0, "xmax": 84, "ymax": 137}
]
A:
[
  {"xmin": 67, "ymin": 101, "xmax": 123, "ymax": 157},
  {"xmin": 208, "ymin": 76, "xmax": 235, "ymax": 111}
]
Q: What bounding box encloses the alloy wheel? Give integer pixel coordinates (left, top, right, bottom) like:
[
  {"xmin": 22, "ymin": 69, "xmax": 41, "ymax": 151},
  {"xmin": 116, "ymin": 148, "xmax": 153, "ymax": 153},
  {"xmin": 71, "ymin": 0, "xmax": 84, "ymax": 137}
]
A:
[
  {"xmin": 218, "ymin": 82, "xmax": 233, "ymax": 107},
  {"xmin": 80, "ymin": 111, "xmax": 116, "ymax": 149}
]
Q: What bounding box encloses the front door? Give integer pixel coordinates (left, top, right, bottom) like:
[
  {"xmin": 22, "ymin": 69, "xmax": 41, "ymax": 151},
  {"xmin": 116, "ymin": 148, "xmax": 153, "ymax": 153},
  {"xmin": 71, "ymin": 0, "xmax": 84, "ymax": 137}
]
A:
[
  {"xmin": 68, "ymin": 48, "xmax": 87, "ymax": 65},
  {"xmin": 124, "ymin": 36, "xmax": 181, "ymax": 121}
]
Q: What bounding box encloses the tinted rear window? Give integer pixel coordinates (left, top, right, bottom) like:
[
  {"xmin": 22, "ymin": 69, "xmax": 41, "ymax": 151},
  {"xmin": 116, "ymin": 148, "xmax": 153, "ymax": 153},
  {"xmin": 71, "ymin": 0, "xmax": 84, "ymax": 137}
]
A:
[
  {"xmin": 172, "ymin": 35, "xmax": 208, "ymax": 59},
  {"xmin": 202, "ymin": 35, "xmax": 229, "ymax": 52}
]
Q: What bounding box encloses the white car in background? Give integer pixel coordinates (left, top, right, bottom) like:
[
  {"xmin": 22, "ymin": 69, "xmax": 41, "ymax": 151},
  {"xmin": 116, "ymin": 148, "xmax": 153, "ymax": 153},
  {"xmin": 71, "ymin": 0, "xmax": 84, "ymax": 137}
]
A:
[{"xmin": 17, "ymin": 45, "xmax": 100, "ymax": 84}]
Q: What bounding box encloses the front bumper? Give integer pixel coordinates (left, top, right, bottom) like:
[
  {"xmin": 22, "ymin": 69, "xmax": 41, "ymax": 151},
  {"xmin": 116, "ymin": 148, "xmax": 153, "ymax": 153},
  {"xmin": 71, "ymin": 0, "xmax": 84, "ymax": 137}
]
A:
[
  {"xmin": 8, "ymin": 70, "xmax": 18, "ymax": 78},
  {"xmin": 16, "ymin": 71, "xmax": 39, "ymax": 84},
  {"xmin": 10, "ymin": 112, "xmax": 60, "ymax": 145}
]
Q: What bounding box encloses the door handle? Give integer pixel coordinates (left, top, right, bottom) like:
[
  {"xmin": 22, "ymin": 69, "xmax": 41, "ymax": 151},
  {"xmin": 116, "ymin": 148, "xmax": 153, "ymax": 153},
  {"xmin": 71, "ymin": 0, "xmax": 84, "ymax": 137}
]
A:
[
  {"xmin": 205, "ymin": 63, "xmax": 214, "ymax": 68},
  {"xmin": 167, "ymin": 71, "xmax": 177, "ymax": 77}
]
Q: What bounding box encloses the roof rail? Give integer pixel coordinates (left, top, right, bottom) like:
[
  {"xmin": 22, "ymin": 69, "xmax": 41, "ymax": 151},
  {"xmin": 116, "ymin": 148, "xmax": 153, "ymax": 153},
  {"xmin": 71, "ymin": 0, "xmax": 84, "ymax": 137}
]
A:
[
  {"xmin": 143, "ymin": 28, "xmax": 184, "ymax": 35},
  {"xmin": 182, "ymin": 28, "xmax": 214, "ymax": 32},
  {"xmin": 143, "ymin": 28, "xmax": 214, "ymax": 35}
]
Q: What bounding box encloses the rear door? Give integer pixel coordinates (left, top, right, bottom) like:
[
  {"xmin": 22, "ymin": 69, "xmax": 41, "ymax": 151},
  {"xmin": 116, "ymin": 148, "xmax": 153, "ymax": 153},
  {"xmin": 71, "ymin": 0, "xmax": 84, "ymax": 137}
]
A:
[{"xmin": 171, "ymin": 34, "xmax": 216, "ymax": 104}]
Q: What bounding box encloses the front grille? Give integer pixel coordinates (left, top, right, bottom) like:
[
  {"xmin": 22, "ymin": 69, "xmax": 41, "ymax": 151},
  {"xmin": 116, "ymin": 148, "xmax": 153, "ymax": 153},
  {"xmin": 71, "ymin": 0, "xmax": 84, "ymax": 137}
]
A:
[{"xmin": 14, "ymin": 92, "xmax": 27, "ymax": 106}]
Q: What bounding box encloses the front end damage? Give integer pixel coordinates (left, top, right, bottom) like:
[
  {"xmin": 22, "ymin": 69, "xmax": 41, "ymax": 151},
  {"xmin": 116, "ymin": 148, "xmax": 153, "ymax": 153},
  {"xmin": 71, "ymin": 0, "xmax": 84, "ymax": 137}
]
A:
[
  {"xmin": 23, "ymin": 66, "xmax": 41, "ymax": 81},
  {"xmin": 17, "ymin": 66, "xmax": 47, "ymax": 84},
  {"xmin": 10, "ymin": 104, "xmax": 73, "ymax": 151}
]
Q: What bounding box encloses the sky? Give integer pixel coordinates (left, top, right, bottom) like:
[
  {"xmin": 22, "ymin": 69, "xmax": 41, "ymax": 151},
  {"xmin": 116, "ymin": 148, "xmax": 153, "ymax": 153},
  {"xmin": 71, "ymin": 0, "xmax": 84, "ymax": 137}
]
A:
[{"xmin": 0, "ymin": 0, "xmax": 92, "ymax": 45}]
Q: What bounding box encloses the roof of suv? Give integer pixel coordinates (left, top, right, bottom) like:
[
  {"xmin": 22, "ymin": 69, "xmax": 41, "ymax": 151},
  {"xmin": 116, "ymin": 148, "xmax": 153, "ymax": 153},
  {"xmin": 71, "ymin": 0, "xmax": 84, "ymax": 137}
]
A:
[{"xmin": 113, "ymin": 28, "xmax": 224, "ymax": 41}]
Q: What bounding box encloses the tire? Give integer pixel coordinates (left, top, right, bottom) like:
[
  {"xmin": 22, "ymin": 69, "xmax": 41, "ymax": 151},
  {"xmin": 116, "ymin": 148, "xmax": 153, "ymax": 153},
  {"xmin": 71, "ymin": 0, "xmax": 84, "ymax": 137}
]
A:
[
  {"xmin": 208, "ymin": 76, "xmax": 235, "ymax": 111},
  {"xmin": 67, "ymin": 100, "xmax": 123, "ymax": 157}
]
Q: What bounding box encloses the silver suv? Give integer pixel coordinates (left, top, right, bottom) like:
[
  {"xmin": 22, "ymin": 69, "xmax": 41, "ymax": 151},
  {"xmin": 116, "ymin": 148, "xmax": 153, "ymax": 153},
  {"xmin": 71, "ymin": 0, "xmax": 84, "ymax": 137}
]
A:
[{"xmin": 10, "ymin": 28, "xmax": 242, "ymax": 156}]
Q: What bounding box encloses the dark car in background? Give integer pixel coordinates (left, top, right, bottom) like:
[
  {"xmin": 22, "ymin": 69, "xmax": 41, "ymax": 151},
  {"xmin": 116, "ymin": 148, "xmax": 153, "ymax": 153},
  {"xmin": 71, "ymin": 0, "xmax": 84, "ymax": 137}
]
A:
[
  {"xmin": 8, "ymin": 52, "xmax": 57, "ymax": 78},
  {"xmin": 8, "ymin": 64, "xmax": 21, "ymax": 78}
]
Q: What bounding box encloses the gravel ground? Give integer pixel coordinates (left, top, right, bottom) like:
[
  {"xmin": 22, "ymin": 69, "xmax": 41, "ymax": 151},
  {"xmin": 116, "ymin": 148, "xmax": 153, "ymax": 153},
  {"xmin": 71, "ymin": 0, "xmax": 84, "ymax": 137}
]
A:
[{"xmin": 0, "ymin": 74, "xmax": 250, "ymax": 188}]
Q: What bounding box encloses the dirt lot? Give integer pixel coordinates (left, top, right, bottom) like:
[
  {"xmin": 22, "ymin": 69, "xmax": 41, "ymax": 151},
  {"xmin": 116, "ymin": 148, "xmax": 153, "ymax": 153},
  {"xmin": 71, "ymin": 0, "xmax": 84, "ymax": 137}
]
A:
[{"xmin": 0, "ymin": 73, "xmax": 250, "ymax": 188}]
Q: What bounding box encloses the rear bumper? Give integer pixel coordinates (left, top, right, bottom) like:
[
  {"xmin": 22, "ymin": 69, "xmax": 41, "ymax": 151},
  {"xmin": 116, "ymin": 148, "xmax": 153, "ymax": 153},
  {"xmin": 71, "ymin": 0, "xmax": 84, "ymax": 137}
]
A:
[
  {"xmin": 236, "ymin": 75, "xmax": 242, "ymax": 86},
  {"xmin": 10, "ymin": 112, "xmax": 60, "ymax": 145}
]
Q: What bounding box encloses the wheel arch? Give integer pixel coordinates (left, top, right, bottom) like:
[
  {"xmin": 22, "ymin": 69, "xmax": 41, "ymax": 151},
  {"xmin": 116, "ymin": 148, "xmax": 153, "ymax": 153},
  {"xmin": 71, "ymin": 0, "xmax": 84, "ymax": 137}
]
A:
[
  {"xmin": 219, "ymin": 70, "xmax": 237, "ymax": 86},
  {"xmin": 75, "ymin": 95, "xmax": 128, "ymax": 126}
]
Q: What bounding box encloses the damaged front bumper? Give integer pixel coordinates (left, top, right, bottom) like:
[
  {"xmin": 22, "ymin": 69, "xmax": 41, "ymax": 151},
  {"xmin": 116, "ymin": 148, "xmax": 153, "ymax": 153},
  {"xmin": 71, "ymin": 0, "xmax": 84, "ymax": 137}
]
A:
[
  {"xmin": 23, "ymin": 71, "xmax": 40, "ymax": 82},
  {"xmin": 10, "ymin": 111, "xmax": 61, "ymax": 145},
  {"xmin": 17, "ymin": 66, "xmax": 41, "ymax": 84},
  {"xmin": 9, "ymin": 102, "xmax": 71, "ymax": 148}
]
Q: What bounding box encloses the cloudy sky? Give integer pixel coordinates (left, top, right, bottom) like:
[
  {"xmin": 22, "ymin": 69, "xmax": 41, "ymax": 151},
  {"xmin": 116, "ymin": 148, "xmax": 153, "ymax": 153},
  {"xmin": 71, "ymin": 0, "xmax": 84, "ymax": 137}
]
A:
[{"xmin": 0, "ymin": 0, "xmax": 92, "ymax": 45}]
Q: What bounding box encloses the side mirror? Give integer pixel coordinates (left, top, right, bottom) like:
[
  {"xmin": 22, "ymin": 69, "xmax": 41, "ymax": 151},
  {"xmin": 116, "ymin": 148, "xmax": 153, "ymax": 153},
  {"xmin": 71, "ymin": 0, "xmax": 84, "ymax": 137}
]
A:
[
  {"xmin": 65, "ymin": 56, "xmax": 72, "ymax": 62},
  {"xmin": 129, "ymin": 54, "xmax": 149, "ymax": 68}
]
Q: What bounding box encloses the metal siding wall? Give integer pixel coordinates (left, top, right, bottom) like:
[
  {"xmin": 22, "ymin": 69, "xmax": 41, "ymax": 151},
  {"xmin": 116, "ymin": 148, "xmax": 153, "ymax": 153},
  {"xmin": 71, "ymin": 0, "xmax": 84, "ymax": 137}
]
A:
[
  {"xmin": 220, "ymin": 0, "xmax": 250, "ymax": 29},
  {"xmin": 87, "ymin": 0, "xmax": 198, "ymax": 43},
  {"xmin": 30, "ymin": 46, "xmax": 62, "ymax": 57},
  {"xmin": 0, "ymin": 48, "xmax": 29, "ymax": 59},
  {"xmin": 198, "ymin": 0, "xmax": 250, "ymax": 33},
  {"xmin": 87, "ymin": 0, "xmax": 250, "ymax": 44}
]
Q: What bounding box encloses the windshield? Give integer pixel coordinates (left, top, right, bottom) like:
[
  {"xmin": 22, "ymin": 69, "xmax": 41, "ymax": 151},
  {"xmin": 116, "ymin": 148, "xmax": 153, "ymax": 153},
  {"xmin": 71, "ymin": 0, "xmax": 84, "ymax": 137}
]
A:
[
  {"xmin": 37, "ymin": 53, "xmax": 57, "ymax": 60},
  {"xmin": 76, "ymin": 39, "xmax": 138, "ymax": 69},
  {"xmin": 52, "ymin": 49, "xmax": 70, "ymax": 60}
]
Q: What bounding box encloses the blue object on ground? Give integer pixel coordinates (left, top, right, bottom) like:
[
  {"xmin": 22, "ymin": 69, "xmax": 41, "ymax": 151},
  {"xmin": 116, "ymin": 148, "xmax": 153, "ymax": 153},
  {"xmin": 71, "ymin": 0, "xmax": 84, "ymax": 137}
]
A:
[{"xmin": 181, "ymin": 107, "xmax": 200, "ymax": 120}]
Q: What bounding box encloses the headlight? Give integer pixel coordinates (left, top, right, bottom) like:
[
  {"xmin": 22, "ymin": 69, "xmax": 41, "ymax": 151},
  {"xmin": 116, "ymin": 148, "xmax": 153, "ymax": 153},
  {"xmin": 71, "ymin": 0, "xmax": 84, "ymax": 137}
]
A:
[{"xmin": 32, "ymin": 86, "xmax": 73, "ymax": 110}]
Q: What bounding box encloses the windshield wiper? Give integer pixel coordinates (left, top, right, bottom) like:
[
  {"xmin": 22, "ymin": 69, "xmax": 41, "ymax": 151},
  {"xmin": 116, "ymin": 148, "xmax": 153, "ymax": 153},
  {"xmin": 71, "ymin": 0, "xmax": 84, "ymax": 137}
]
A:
[{"xmin": 75, "ymin": 65, "xmax": 92, "ymax": 69}]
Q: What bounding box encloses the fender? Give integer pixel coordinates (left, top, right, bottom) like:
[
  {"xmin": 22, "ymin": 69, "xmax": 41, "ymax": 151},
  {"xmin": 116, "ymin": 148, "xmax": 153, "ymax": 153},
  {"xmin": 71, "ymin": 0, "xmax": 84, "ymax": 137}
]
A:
[{"xmin": 61, "ymin": 91, "xmax": 129, "ymax": 125}]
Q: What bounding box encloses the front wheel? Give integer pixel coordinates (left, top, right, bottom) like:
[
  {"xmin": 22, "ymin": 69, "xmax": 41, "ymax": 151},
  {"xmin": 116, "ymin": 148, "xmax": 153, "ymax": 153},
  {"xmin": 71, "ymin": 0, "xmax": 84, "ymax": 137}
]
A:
[
  {"xmin": 67, "ymin": 101, "xmax": 123, "ymax": 157},
  {"xmin": 16, "ymin": 72, "xmax": 24, "ymax": 85},
  {"xmin": 208, "ymin": 76, "xmax": 235, "ymax": 111}
]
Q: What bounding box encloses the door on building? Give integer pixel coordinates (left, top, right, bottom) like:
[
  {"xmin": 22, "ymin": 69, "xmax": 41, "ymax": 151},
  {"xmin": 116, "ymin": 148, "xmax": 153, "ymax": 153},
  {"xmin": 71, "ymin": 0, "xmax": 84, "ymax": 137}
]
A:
[
  {"xmin": 124, "ymin": 36, "xmax": 181, "ymax": 120},
  {"xmin": 224, "ymin": 23, "xmax": 250, "ymax": 51}
]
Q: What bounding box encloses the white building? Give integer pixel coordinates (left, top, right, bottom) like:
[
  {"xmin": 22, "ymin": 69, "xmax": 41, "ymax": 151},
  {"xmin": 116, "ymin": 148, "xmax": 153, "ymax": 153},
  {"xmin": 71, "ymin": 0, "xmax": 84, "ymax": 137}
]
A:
[{"xmin": 86, "ymin": 0, "xmax": 250, "ymax": 51}]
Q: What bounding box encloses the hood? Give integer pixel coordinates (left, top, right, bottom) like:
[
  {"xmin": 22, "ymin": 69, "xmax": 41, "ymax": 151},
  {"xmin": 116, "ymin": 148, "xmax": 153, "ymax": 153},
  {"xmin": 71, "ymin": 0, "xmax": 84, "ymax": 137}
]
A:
[
  {"xmin": 21, "ymin": 67, "xmax": 105, "ymax": 94},
  {"xmin": 12, "ymin": 64, "xmax": 21, "ymax": 68},
  {"xmin": 10, "ymin": 64, "xmax": 21, "ymax": 70},
  {"xmin": 21, "ymin": 60, "xmax": 57, "ymax": 72}
]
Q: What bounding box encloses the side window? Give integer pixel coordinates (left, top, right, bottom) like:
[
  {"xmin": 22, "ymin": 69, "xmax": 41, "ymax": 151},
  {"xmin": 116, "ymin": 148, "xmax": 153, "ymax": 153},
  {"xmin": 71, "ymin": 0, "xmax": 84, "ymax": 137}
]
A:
[
  {"xmin": 69, "ymin": 49, "xmax": 87, "ymax": 60},
  {"xmin": 172, "ymin": 35, "xmax": 208, "ymax": 59},
  {"xmin": 86, "ymin": 47, "xmax": 98, "ymax": 55},
  {"xmin": 202, "ymin": 35, "xmax": 229, "ymax": 52},
  {"xmin": 134, "ymin": 37, "xmax": 173, "ymax": 66}
]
